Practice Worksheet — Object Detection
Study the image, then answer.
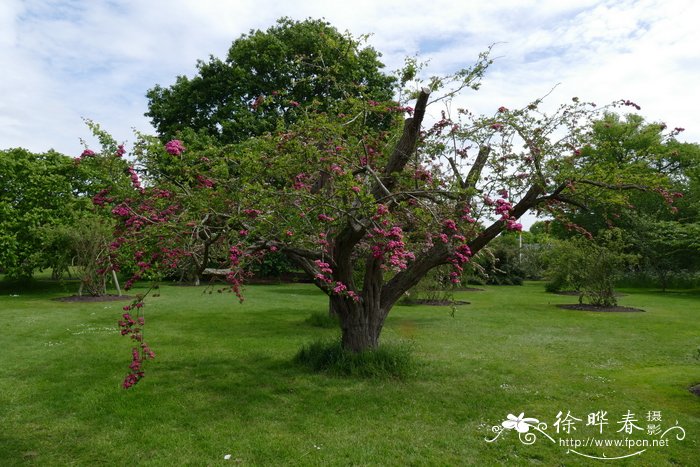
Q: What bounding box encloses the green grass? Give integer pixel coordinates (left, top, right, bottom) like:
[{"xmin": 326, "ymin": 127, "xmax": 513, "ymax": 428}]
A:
[
  {"xmin": 0, "ymin": 280, "xmax": 698, "ymax": 465},
  {"xmin": 295, "ymin": 338, "xmax": 417, "ymax": 378}
]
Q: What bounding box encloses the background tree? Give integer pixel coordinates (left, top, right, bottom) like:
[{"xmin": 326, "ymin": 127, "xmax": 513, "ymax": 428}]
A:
[
  {"xmin": 543, "ymin": 229, "xmax": 637, "ymax": 307},
  {"xmin": 0, "ymin": 148, "xmax": 79, "ymax": 278},
  {"xmin": 47, "ymin": 214, "xmax": 117, "ymax": 296},
  {"xmin": 146, "ymin": 17, "xmax": 396, "ymax": 144},
  {"xmin": 545, "ymin": 113, "xmax": 700, "ymax": 289}
]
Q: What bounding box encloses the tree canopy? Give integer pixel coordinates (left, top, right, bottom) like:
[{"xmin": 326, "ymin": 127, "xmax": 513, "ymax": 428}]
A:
[
  {"xmin": 145, "ymin": 17, "xmax": 396, "ymax": 144},
  {"xmin": 0, "ymin": 148, "xmax": 80, "ymax": 278},
  {"xmin": 104, "ymin": 40, "xmax": 686, "ymax": 370}
]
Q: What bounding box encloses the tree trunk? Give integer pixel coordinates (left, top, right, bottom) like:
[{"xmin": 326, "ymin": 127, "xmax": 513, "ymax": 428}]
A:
[
  {"xmin": 332, "ymin": 295, "xmax": 385, "ymax": 352},
  {"xmin": 328, "ymin": 300, "xmax": 339, "ymax": 318}
]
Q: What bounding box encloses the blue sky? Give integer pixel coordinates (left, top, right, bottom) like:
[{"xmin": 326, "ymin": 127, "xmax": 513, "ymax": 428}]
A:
[{"xmin": 1, "ymin": 0, "xmax": 698, "ymax": 158}]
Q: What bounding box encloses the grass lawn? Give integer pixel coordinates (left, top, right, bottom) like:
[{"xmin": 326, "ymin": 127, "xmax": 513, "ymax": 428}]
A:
[{"xmin": 0, "ymin": 280, "xmax": 698, "ymax": 466}]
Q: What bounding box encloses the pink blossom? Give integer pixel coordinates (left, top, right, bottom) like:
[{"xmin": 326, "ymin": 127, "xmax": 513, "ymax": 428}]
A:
[
  {"xmin": 317, "ymin": 213, "xmax": 334, "ymax": 222},
  {"xmin": 293, "ymin": 173, "xmax": 308, "ymax": 190},
  {"xmin": 112, "ymin": 205, "xmax": 130, "ymax": 217},
  {"xmin": 443, "ymin": 219, "xmax": 457, "ymax": 231},
  {"xmin": 329, "ymin": 163, "xmax": 344, "ymax": 175},
  {"xmin": 196, "ymin": 175, "xmax": 215, "ymax": 188},
  {"xmin": 505, "ymin": 219, "xmax": 523, "ymax": 231},
  {"xmin": 243, "ymin": 209, "xmax": 262, "ymax": 218},
  {"xmin": 165, "ymin": 140, "xmax": 185, "ymax": 156}
]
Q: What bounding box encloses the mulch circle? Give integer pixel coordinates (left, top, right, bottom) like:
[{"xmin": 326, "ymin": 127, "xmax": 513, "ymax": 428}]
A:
[
  {"xmin": 556, "ymin": 304, "xmax": 645, "ymax": 312},
  {"xmin": 53, "ymin": 294, "xmax": 132, "ymax": 302},
  {"xmin": 408, "ymin": 299, "xmax": 470, "ymax": 306},
  {"xmin": 689, "ymin": 384, "xmax": 700, "ymax": 397},
  {"xmin": 554, "ymin": 291, "xmax": 627, "ymax": 297}
]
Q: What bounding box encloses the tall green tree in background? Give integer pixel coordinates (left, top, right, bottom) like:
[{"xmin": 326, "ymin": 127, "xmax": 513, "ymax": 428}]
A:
[
  {"xmin": 0, "ymin": 122, "xmax": 135, "ymax": 283},
  {"xmin": 0, "ymin": 149, "xmax": 79, "ymax": 278},
  {"xmin": 146, "ymin": 17, "xmax": 396, "ymax": 144},
  {"xmin": 547, "ymin": 113, "xmax": 700, "ymax": 289}
]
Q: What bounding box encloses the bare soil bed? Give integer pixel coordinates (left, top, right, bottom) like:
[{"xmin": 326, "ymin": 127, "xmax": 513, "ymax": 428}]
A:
[
  {"xmin": 556, "ymin": 303, "xmax": 644, "ymax": 312},
  {"xmin": 406, "ymin": 299, "xmax": 470, "ymax": 306},
  {"xmin": 53, "ymin": 294, "xmax": 132, "ymax": 302}
]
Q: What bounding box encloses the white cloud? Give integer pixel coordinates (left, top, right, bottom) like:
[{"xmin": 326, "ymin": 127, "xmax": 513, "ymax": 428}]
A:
[{"xmin": 1, "ymin": 0, "xmax": 697, "ymax": 162}]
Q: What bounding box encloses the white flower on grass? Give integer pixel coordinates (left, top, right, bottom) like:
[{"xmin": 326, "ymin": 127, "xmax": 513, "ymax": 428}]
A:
[
  {"xmin": 224, "ymin": 454, "xmax": 232, "ymax": 460},
  {"xmin": 501, "ymin": 413, "xmax": 539, "ymax": 433}
]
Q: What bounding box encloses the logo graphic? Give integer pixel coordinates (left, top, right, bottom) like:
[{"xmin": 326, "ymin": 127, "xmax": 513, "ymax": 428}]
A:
[{"xmin": 485, "ymin": 410, "xmax": 686, "ymax": 460}]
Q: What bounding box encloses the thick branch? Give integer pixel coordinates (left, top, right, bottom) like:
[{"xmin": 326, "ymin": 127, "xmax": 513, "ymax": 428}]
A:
[
  {"xmin": 464, "ymin": 146, "xmax": 491, "ymax": 190},
  {"xmin": 469, "ymin": 184, "xmax": 544, "ymax": 255},
  {"xmin": 543, "ymin": 194, "xmax": 590, "ymax": 211},
  {"xmin": 329, "ymin": 88, "xmax": 432, "ymax": 281},
  {"xmin": 380, "ymin": 242, "xmax": 450, "ymax": 310},
  {"xmin": 373, "ymin": 87, "xmax": 430, "ymax": 197},
  {"xmin": 280, "ymin": 247, "xmax": 332, "ymax": 294}
]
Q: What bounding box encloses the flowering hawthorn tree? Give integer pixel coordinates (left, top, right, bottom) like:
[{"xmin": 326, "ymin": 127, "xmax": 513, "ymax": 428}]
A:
[{"xmin": 109, "ymin": 52, "xmax": 677, "ymax": 371}]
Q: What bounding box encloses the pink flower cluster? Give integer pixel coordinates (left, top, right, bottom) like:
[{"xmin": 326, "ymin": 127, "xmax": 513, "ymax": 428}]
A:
[
  {"xmin": 332, "ymin": 281, "xmax": 360, "ymax": 302},
  {"xmin": 126, "ymin": 166, "xmax": 142, "ymax": 192},
  {"xmin": 493, "ymin": 197, "xmax": 523, "ymax": 231},
  {"xmin": 293, "ymin": 173, "xmax": 309, "ymax": 190},
  {"xmin": 196, "ymin": 174, "xmax": 215, "ymax": 188},
  {"xmin": 460, "ymin": 205, "xmax": 476, "ymax": 224},
  {"xmin": 370, "ymin": 226, "xmax": 415, "ymax": 270},
  {"xmin": 118, "ymin": 307, "xmax": 155, "ymax": 389},
  {"xmin": 505, "ymin": 219, "xmax": 523, "ymax": 231},
  {"xmin": 92, "ymin": 189, "xmax": 113, "ymax": 207},
  {"xmin": 448, "ymin": 243, "xmax": 473, "ymax": 284},
  {"xmin": 329, "ymin": 163, "xmax": 344, "ymax": 175},
  {"xmin": 116, "ymin": 144, "xmax": 126, "ymax": 158},
  {"xmin": 620, "ymin": 99, "xmax": 641, "ymax": 111},
  {"xmin": 495, "ymin": 198, "xmax": 512, "ymax": 217},
  {"xmin": 111, "ymin": 204, "xmax": 130, "ymax": 217},
  {"xmin": 314, "ymin": 259, "xmax": 333, "ymax": 284},
  {"xmin": 374, "ymin": 204, "xmax": 389, "ymax": 219},
  {"xmin": 229, "ymin": 245, "xmax": 243, "ymax": 266},
  {"xmin": 165, "ymin": 139, "xmax": 185, "ymax": 156},
  {"xmin": 225, "ymin": 269, "xmax": 247, "ymax": 302},
  {"xmin": 443, "ymin": 219, "xmax": 458, "ymax": 231},
  {"xmin": 243, "ymin": 209, "xmax": 262, "ymax": 218},
  {"xmin": 413, "ymin": 166, "xmax": 433, "ymax": 183}
]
